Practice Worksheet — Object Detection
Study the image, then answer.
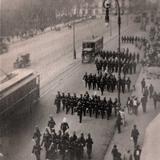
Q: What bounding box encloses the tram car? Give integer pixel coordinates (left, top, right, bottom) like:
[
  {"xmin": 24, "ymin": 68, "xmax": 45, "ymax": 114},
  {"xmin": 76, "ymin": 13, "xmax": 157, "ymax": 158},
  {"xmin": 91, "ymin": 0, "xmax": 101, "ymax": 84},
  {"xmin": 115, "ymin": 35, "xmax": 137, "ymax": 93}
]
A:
[
  {"xmin": 0, "ymin": 69, "xmax": 40, "ymax": 119},
  {"xmin": 82, "ymin": 36, "xmax": 103, "ymax": 63}
]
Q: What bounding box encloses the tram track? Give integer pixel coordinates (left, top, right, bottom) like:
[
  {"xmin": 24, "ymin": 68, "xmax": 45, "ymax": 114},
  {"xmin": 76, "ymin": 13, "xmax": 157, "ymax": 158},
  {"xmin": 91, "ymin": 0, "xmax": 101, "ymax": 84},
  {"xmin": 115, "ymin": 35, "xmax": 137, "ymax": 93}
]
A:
[
  {"xmin": 40, "ymin": 60, "xmax": 82, "ymax": 97},
  {"xmin": 40, "ymin": 22, "xmax": 138, "ymax": 98}
]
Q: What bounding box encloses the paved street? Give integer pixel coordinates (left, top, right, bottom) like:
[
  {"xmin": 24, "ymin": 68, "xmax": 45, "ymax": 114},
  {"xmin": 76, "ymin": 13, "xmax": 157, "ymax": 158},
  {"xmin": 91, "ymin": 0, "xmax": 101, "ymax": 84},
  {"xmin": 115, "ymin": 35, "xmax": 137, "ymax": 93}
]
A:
[{"xmin": 0, "ymin": 15, "xmax": 145, "ymax": 160}]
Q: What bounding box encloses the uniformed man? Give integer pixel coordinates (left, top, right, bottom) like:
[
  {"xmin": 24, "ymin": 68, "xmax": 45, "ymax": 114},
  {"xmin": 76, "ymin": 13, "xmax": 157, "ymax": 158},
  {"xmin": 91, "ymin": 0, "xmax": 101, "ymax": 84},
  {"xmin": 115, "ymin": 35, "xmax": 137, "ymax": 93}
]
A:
[
  {"xmin": 83, "ymin": 72, "xmax": 88, "ymax": 88},
  {"xmin": 116, "ymin": 112, "xmax": 122, "ymax": 134},
  {"xmin": 54, "ymin": 95, "xmax": 61, "ymax": 113},
  {"xmin": 60, "ymin": 117, "xmax": 69, "ymax": 135},
  {"xmin": 79, "ymin": 133, "xmax": 86, "ymax": 158},
  {"xmin": 86, "ymin": 133, "xmax": 93, "ymax": 159},
  {"xmin": 33, "ymin": 126, "xmax": 41, "ymax": 145},
  {"xmin": 77, "ymin": 103, "xmax": 83, "ymax": 123},
  {"xmin": 126, "ymin": 77, "xmax": 131, "ymax": 92}
]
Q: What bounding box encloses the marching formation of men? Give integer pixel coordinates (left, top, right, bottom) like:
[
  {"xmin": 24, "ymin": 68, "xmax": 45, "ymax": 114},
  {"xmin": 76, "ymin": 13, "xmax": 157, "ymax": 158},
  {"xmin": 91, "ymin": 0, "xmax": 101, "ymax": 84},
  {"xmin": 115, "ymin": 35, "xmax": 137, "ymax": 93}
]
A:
[
  {"xmin": 83, "ymin": 72, "xmax": 132, "ymax": 94},
  {"xmin": 121, "ymin": 35, "xmax": 146, "ymax": 44},
  {"xmin": 54, "ymin": 91, "xmax": 120, "ymax": 123},
  {"xmin": 32, "ymin": 116, "xmax": 93, "ymax": 160},
  {"xmin": 95, "ymin": 49, "xmax": 139, "ymax": 76}
]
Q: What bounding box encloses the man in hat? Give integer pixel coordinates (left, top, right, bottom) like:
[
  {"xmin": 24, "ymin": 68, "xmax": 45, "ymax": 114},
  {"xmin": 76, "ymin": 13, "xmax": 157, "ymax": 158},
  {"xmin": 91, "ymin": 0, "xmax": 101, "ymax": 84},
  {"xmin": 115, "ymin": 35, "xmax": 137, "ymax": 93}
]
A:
[
  {"xmin": 111, "ymin": 145, "xmax": 119, "ymax": 160},
  {"xmin": 131, "ymin": 125, "xmax": 139, "ymax": 148},
  {"xmin": 86, "ymin": 133, "xmax": 93, "ymax": 159},
  {"xmin": 48, "ymin": 116, "xmax": 56, "ymax": 130},
  {"xmin": 60, "ymin": 117, "xmax": 69, "ymax": 135},
  {"xmin": 32, "ymin": 141, "xmax": 42, "ymax": 160},
  {"xmin": 134, "ymin": 145, "xmax": 141, "ymax": 160}
]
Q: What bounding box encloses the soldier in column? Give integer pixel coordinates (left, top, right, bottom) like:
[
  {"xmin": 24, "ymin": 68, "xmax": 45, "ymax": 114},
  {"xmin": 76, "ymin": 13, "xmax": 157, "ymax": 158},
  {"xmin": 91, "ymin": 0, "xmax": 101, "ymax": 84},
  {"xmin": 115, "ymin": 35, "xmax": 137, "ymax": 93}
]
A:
[
  {"xmin": 33, "ymin": 126, "xmax": 42, "ymax": 145},
  {"xmin": 86, "ymin": 133, "xmax": 93, "ymax": 159},
  {"xmin": 83, "ymin": 72, "xmax": 88, "ymax": 88},
  {"xmin": 54, "ymin": 94, "xmax": 61, "ymax": 113},
  {"xmin": 126, "ymin": 77, "xmax": 131, "ymax": 92},
  {"xmin": 48, "ymin": 116, "xmax": 56, "ymax": 130},
  {"xmin": 61, "ymin": 92, "xmax": 66, "ymax": 111},
  {"xmin": 79, "ymin": 133, "xmax": 86, "ymax": 158},
  {"xmin": 116, "ymin": 111, "xmax": 122, "ymax": 134},
  {"xmin": 77, "ymin": 102, "xmax": 83, "ymax": 123},
  {"xmin": 32, "ymin": 141, "xmax": 42, "ymax": 160}
]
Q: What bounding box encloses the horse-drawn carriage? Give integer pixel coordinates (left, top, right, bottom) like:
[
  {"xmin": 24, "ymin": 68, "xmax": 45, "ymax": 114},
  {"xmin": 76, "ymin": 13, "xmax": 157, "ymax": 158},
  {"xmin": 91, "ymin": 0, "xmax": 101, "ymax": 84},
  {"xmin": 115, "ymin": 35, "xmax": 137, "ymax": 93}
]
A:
[{"xmin": 13, "ymin": 53, "xmax": 31, "ymax": 68}]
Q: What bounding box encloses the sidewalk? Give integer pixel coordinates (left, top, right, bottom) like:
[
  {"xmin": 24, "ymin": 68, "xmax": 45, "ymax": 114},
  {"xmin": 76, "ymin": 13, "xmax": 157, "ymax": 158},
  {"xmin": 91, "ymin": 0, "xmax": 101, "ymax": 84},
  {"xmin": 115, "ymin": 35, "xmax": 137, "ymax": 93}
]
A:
[{"xmin": 104, "ymin": 66, "xmax": 160, "ymax": 160}]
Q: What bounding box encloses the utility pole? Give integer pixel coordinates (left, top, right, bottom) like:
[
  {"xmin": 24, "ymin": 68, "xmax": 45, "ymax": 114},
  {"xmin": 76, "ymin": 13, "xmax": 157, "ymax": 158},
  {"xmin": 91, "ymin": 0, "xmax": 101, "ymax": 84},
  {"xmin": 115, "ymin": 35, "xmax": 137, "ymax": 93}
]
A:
[
  {"xmin": 73, "ymin": 21, "xmax": 76, "ymax": 59},
  {"xmin": 103, "ymin": 0, "xmax": 121, "ymax": 105}
]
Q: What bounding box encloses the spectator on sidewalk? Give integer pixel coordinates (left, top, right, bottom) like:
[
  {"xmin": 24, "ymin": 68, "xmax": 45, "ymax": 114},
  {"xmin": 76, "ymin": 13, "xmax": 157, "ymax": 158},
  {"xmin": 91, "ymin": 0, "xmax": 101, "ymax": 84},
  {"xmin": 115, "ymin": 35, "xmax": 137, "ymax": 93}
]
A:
[
  {"xmin": 153, "ymin": 91, "xmax": 158, "ymax": 109},
  {"xmin": 119, "ymin": 108, "xmax": 126, "ymax": 126},
  {"xmin": 143, "ymin": 86, "xmax": 149, "ymax": 102},
  {"xmin": 126, "ymin": 97, "xmax": 133, "ymax": 114},
  {"xmin": 123, "ymin": 150, "xmax": 133, "ymax": 160},
  {"xmin": 149, "ymin": 84, "xmax": 154, "ymax": 98},
  {"xmin": 111, "ymin": 145, "xmax": 119, "ymax": 160},
  {"xmin": 133, "ymin": 97, "xmax": 139, "ymax": 115},
  {"xmin": 141, "ymin": 78, "xmax": 146, "ymax": 93},
  {"xmin": 131, "ymin": 125, "xmax": 140, "ymax": 148},
  {"xmin": 134, "ymin": 145, "xmax": 141, "ymax": 160},
  {"xmin": 141, "ymin": 95, "xmax": 147, "ymax": 113}
]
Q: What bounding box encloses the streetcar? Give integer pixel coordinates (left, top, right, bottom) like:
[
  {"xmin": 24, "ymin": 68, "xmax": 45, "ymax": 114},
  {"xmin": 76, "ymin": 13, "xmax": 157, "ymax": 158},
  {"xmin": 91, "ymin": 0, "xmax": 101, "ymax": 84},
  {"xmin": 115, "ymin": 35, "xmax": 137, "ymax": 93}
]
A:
[
  {"xmin": 0, "ymin": 69, "xmax": 40, "ymax": 119},
  {"xmin": 82, "ymin": 36, "xmax": 103, "ymax": 63}
]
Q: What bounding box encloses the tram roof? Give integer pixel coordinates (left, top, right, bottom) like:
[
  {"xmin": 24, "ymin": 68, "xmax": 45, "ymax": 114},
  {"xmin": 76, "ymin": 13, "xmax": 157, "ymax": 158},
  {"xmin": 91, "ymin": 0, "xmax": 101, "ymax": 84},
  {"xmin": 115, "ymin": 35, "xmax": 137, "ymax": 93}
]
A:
[
  {"xmin": 0, "ymin": 69, "xmax": 37, "ymax": 97},
  {"xmin": 83, "ymin": 36, "xmax": 103, "ymax": 43}
]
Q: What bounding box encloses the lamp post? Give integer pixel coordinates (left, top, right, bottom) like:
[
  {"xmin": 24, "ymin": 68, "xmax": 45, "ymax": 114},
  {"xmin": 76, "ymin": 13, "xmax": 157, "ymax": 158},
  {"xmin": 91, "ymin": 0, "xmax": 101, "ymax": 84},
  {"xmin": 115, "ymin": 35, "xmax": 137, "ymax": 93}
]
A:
[
  {"xmin": 115, "ymin": 0, "xmax": 121, "ymax": 105},
  {"xmin": 73, "ymin": 21, "xmax": 76, "ymax": 59},
  {"xmin": 103, "ymin": 0, "xmax": 121, "ymax": 104}
]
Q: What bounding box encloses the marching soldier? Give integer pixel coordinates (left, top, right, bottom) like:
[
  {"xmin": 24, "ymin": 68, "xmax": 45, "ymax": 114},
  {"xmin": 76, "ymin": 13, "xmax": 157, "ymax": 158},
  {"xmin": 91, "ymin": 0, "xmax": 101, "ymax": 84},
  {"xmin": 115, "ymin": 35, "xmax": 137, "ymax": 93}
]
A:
[
  {"xmin": 33, "ymin": 126, "xmax": 41, "ymax": 145},
  {"xmin": 86, "ymin": 133, "xmax": 93, "ymax": 159},
  {"xmin": 126, "ymin": 77, "xmax": 131, "ymax": 92},
  {"xmin": 48, "ymin": 116, "xmax": 56, "ymax": 130},
  {"xmin": 77, "ymin": 103, "xmax": 83, "ymax": 123},
  {"xmin": 54, "ymin": 95, "xmax": 61, "ymax": 113},
  {"xmin": 79, "ymin": 133, "xmax": 86, "ymax": 158},
  {"xmin": 60, "ymin": 117, "xmax": 69, "ymax": 135},
  {"xmin": 32, "ymin": 142, "xmax": 42, "ymax": 160},
  {"xmin": 83, "ymin": 72, "xmax": 88, "ymax": 88}
]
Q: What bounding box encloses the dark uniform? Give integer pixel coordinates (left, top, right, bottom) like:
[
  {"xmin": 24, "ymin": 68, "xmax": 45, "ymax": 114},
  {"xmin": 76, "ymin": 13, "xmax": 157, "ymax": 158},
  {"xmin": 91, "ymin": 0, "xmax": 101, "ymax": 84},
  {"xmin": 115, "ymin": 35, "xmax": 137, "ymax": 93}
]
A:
[
  {"xmin": 32, "ymin": 143, "xmax": 41, "ymax": 160},
  {"xmin": 86, "ymin": 133, "xmax": 93, "ymax": 159}
]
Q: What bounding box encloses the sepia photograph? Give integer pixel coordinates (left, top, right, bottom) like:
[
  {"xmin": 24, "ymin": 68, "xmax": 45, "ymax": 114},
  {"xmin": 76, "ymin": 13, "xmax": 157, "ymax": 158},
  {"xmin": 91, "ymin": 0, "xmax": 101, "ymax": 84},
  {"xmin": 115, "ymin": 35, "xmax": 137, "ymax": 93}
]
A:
[{"xmin": 0, "ymin": 0, "xmax": 160, "ymax": 159}]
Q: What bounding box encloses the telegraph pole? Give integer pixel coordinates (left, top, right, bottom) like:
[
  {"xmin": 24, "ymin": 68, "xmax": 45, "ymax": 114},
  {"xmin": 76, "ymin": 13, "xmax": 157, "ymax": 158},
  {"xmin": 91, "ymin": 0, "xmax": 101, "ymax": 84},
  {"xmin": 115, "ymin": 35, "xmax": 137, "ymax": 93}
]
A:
[
  {"xmin": 73, "ymin": 21, "xmax": 76, "ymax": 59},
  {"xmin": 103, "ymin": 0, "xmax": 121, "ymax": 105}
]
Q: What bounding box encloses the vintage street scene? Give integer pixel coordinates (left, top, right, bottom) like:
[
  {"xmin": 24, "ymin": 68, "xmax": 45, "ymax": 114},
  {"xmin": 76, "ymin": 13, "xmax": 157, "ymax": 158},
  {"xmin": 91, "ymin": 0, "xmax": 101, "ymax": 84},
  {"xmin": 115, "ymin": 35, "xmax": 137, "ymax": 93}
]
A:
[{"xmin": 0, "ymin": 0, "xmax": 160, "ymax": 160}]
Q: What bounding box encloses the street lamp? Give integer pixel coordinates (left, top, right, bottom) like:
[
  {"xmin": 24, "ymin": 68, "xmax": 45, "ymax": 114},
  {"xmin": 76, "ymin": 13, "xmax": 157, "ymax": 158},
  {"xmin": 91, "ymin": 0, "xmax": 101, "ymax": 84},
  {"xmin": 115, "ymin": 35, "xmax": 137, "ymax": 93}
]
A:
[
  {"xmin": 103, "ymin": 0, "xmax": 121, "ymax": 105},
  {"xmin": 73, "ymin": 21, "xmax": 76, "ymax": 59}
]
